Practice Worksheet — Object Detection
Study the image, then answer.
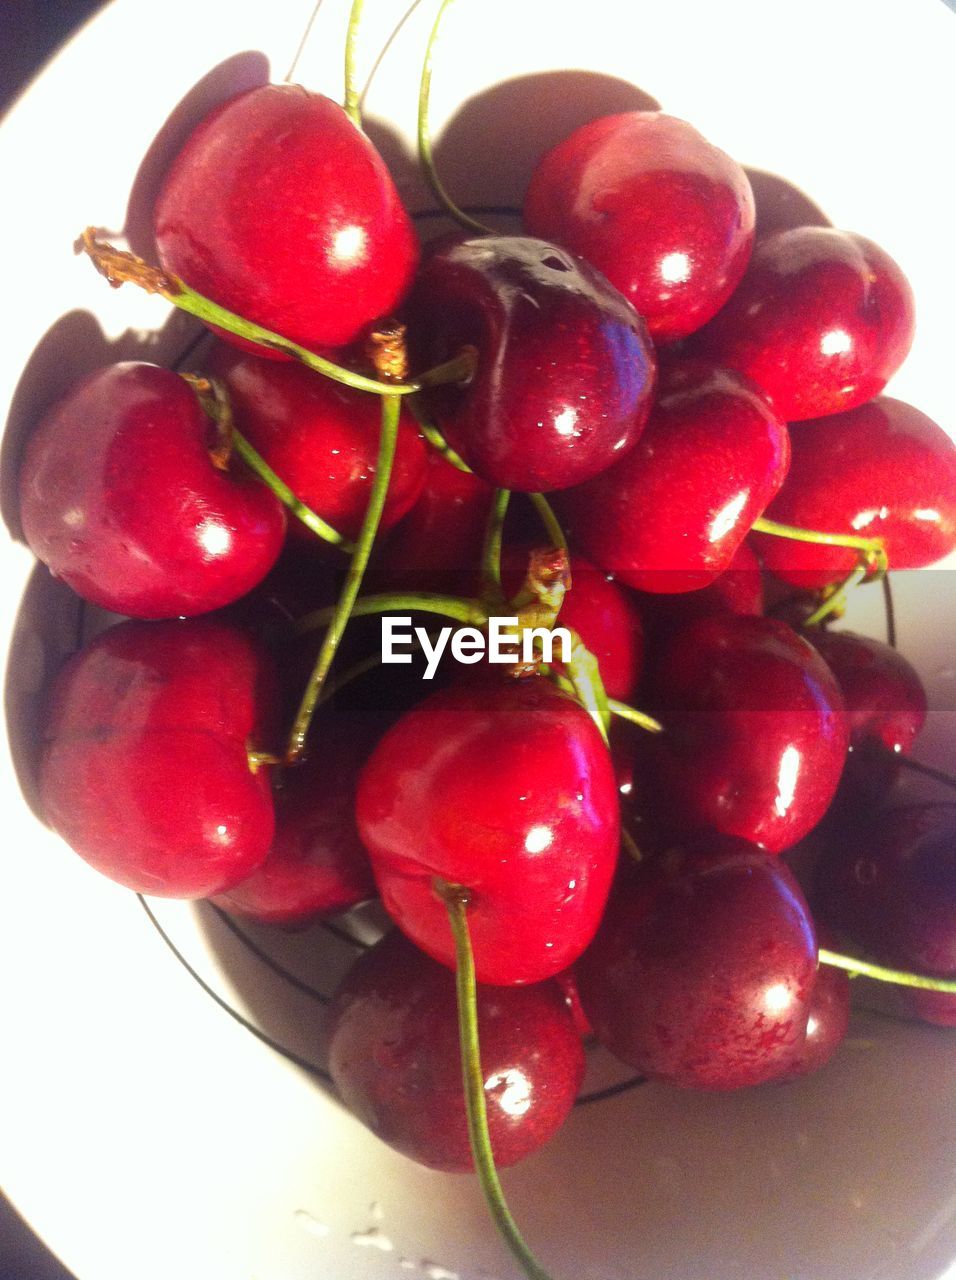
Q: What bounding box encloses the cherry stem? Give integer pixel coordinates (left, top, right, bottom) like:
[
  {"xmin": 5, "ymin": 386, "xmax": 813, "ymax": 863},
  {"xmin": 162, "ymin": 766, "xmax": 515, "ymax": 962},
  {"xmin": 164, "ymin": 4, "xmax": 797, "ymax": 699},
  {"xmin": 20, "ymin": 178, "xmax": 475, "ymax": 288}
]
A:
[
  {"xmin": 565, "ymin": 631, "xmax": 610, "ymax": 744},
  {"xmin": 436, "ymin": 880, "xmax": 556, "ymax": 1280},
  {"xmin": 416, "ymin": 345, "xmax": 479, "ymax": 389},
  {"xmin": 295, "ymin": 590, "xmax": 485, "ymax": 635},
  {"xmin": 803, "ymin": 562, "xmax": 869, "ymax": 627},
  {"xmin": 607, "ymin": 699, "xmax": 664, "ymax": 734},
  {"xmin": 232, "ymin": 432, "xmax": 355, "ymax": 552},
  {"xmin": 819, "ymin": 947, "xmax": 956, "ymax": 994},
  {"xmin": 752, "ymin": 515, "xmax": 888, "ymax": 569},
  {"xmin": 78, "ymin": 230, "xmax": 473, "ymax": 399},
  {"xmin": 407, "ymin": 396, "xmax": 473, "ymax": 471},
  {"xmin": 895, "ymin": 754, "xmax": 956, "ymax": 792},
  {"xmin": 343, "ymin": 0, "xmax": 367, "ymax": 127},
  {"xmin": 527, "ymin": 493, "xmax": 568, "ymax": 553},
  {"xmin": 286, "ymin": 394, "xmax": 401, "ymax": 763},
  {"xmin": 417, "ymin": 1, "xmax": 496, "ymax": 236},
  {"xmin": 481, "ymin": 489, "xmax": 511, "ymax": 599},
  {"xmin": 621, "ymin": 828, "xmax": 643, "ymax": 863},
  {"xmin": 883, "ymin": 573, "xmax": 897, "ymax": 649}
]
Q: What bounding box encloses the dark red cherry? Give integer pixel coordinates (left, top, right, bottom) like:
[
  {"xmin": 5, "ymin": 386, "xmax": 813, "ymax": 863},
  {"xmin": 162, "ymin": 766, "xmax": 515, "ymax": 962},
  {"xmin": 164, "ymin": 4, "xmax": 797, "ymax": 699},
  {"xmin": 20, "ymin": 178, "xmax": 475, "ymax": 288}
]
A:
[
  {"xmin": 377, "ymin": 451, "xmax": 494, "ymax": 595},
  {"xmin": 754, "ymin": 397, "xmax": 956, "ymax": 588},
  {"xmin": 40, "ymin": 619, "xmax": 276, "ymax": 897},
  {"xmin": 327, "ymin": 930, "xmax": 585, "ymax": 1171},
  {"xmin": 775, "ymin": 926, "xmax": 850, "ymax": 1082},
  {"xmin": 692, "ymin": 227, "xmax": 915, "ymax": 420},
  {"xmin": 562, "ymin": 361, "xmax": 789, "ymax": 593},
  {"xmin": 554, "ymin": 967, "xmax": 594, "ymax": 1040},
  {"xmin": 19, "ymin": 363, "xmax": 286, "ymax": 618},
  {"xmin": 745, "ymin": 168, "xmax": 830, "ymax": 241},
  {"xmin": 209, "ymin": 347, "xmax": 427, "ymax": 543},
  {"xmin": 406, "ymin": 234, "xmax": 656, "ymax": 492},
  {"xmin": 356, "ymin": 676, "xmax": 619, "ymax": 985},
  {"xmin": 814, "ymin": 804, "xmax": 956, "ymax": 1026},
  {"xmin": 212, "ymin": 717, "xmax": 377, "ymax": 925},
  {"xmin": 524, "ymin": 112, "xmax": 755, "ymax": 342},
  {"xmin": 575, "ymin": 835, "xmax": 817, "ymax": 1089},
  {"xmin": 646, "ymin": 614, "xmax": 849, "ymax": 853},
  {"xmin": 155, "ymin": 85, "xmax": 418, "ymax": 353}
]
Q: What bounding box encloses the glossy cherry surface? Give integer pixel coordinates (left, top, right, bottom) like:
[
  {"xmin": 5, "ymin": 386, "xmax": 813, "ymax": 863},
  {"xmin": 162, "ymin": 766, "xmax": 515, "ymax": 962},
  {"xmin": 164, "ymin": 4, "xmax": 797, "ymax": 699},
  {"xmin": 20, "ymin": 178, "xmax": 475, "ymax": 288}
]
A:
[
  {"xmin": 563, "ymin": 361, "xmax": 789, "ymax": 593},
  {"xmin": 327, "ymin": 930, "xmax": 585, "ymax": 1171},
  {"xmin": 755, "ymin": 397, "xmax": 956, "ymax": 588},
  {"xmin": 692, "ymin": 227, "xmax": 915, "ymax": 420},
  {"xmin": 815, "ymin": 804, "xmax": 956, "ymax": 1026},
  {"xmin": 212, "ymin": 717, "xmax": 377, "ymax": 924},
  {"xmin": 575, "ymin": 835, "xmax": 817, "ymax": 1089},
  {"xmin": 356, "ymin": 676, "xmax": 619, "ymax": 985},
  {"xmin": 524, "ymin": 112, "xmax": 755, "ymax": 342},
  {"xmin": 40, "ymin": 620, "xmax": 276, "ymax": 897},
  {"xmin": 19, "ymin": 363, "xmax": 286, "ymax": 618},
  {"xmin": 155, "ymin": 85, "xmax": 419, "ymax": 352},
  {"xmin": 406, "ymin": 234, "xmax": 656, "ymax": 492},
  {"xmin": 646, "ymin": 614, "xmax": 849, "ymax": 853},
  {"xmin": 209, "ymin": 347, "xmax": 427, "ymax": 543}
]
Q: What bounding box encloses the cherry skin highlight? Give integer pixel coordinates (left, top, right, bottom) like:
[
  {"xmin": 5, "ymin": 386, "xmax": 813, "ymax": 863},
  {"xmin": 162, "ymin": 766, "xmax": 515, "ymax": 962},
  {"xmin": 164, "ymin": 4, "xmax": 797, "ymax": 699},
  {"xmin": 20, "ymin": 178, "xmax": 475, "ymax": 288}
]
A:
[
  {"xmin": 40, "ymin": 619, "xmax": 277, "ymax": 898},
  {"xmin": 155, "ymin": 85, "xmax": 419, "ymax": 353},
  {"xmin": 645, "ymin": 614, "xmax": 849, "ymax": 853},
  {"xmin": 19, "ymin": 363, "xmax": 286, "ymax": 618},
  {"xmin": 208, "ymin": 346, "xmax": 427, "ymax": 543},
  {"xmin": 212, "ymin": 716, "xmax": 377, "ymax": 925},
  {"xmin": 406, "ymin": 234, "xmax": 656, "ymax": 492},
  {"xmin": 691, "ymin": 227, "xmax": 915, "ymax": 420},
  {"xmin": 562, "ymin": 361, "xmax": 789, "ymax": 593},
  {"xmin": 524, "ymin": 111, "xmax": 755, "ymax": 342},
  {"xmin": 777, "ymin": 929, "xmax": 850, "ymax": 1082},
  {"xmin": 754, "ymin": 397, "xmax": 956, "ymax": 588},
  {"xmin": 356, "ymin": 676, "xmax": 620, "ymax": 985},
  {"xmin": 575, "ymin": 835, "xmax": 818, "ymax": 1089},
  {"xmin": 328, "ymin": 930, "xmax": 585, "ymax": 1171}
]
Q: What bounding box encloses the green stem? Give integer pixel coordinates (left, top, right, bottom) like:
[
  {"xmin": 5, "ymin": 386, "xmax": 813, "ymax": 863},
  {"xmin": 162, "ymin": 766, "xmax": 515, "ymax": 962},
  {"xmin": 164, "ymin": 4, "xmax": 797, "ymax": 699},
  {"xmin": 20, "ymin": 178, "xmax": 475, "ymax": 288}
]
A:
[
  {"xmin": 417, "ymin": 1, "xmax": 496, "ymax": 235},
  {"xmin": 752, "ymin": 516, "xmax": 887, "ymax": 571},
  {"xmin": 407, "ymin": 396, "xmax": 473, "ymax": 472},
  {"xmin": 621, "ymin": 828, "xmax": 643, "ymax": 863},
  {"xmin": 232, "ymin": 432, "xmax": 354, "ymax": 553},
  {"xmin": 295, "ymin": 591, "xmax": 485, "ymax": 635},
  {"xmin": 416, "ymin": 346, "xmax": 478, "ymax": 388},
  {"xmin": 285, "ymin": 394, "xmax": 401, "ymax": 762},
  {"xmin": 481, "ymin": 489, "xmax": 511, "ymax": 597},
  {"xmin": 608, "ymin": 699, "xmax": 664, "ymax": 734},
  {"xmin": 437, "ymin": 882, "xmax": 556, "ymax": 1280},
  {"xmin": 565, "ymin": 632, "xmax": 610, "ymax": 744},
  {"xmin": 343, "ymin": 0, "xmax": 367, "ymax": 126},
  {"xmin": 819, "ymin": 947, "xmax": 956, "ymax": 994},
  {"xmin": 527, "ymin": 493, "xmax": 568, "ymax": 552},
  {"xmin": 804, "ymin": 563, "xmax": 869, "ymax": 626}
]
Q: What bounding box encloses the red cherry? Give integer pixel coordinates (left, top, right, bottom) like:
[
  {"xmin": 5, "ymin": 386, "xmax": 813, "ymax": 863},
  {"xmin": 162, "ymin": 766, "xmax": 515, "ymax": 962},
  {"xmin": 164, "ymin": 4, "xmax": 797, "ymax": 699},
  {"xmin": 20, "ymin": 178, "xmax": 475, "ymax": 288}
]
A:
[
  {"xmin": 562, "ymin": 361, "xmax": 789, "ymax": 593},
  {"xmin": 19, "ymin": 363, "xmax": 286, "ymax": 618},
  {"xmin": 554, "ymin": 967, "xmax": 594, "ymax": 1040},
  {"xmin": 40, "ymin": 619, "xmax": 276, "ymax": 897},
  {"xmin": 208, "ymin": 346, "xmax": 427, "ymax": 543},
  {"xmin": 212, "ymin": 717, "xmax": 377, "ymax": 925},
  {"xmin": 356, "ymin": 676, "xmax": 619, "ymax": 985},
  {"xmin": 691, "ymin": 227, "xmax": 915, "ymax": 420},
  {"xmin": 155, "ymin": 85, "xmax": 419, "ymax": 352},
  {"xmin": 646, "ymin": 614, "xmax": 848, "ymax": 853},
  {"xmin": 777, "ymin": 928, "xmax": 850, "ymax": 1082},
  {"xmin": 327, "ymin": 930, "xmax": 585, "ymax": 1171},
  {"xmin": 523, "ymin": 112, "xmax": 755, "ymax": 342},
  {"xmin": 814, "ymin": 804, "xmax": 956, "ymax": 1026},
  {"xmin": 575, "ymin": 835, "xmax": 817, "ymax": 1089},
  {"xmin": 746, "ymin": 168, "xmax": 830, "ymax": 241},
  {"xmin": 406, "ymin": 235, "xmax": 656, "ymax": 492},
  {"xmin": 753, "ymin": 397, "xmax": 956, "ymax": 588}
]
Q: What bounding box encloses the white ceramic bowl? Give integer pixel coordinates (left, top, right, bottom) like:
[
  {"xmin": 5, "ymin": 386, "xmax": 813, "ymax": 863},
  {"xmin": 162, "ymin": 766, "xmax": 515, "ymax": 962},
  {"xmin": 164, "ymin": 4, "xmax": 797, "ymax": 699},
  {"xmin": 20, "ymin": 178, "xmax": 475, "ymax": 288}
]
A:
[{"xmin": 3, "ymin": 2, "xmax": 956, "ymax": 1278}]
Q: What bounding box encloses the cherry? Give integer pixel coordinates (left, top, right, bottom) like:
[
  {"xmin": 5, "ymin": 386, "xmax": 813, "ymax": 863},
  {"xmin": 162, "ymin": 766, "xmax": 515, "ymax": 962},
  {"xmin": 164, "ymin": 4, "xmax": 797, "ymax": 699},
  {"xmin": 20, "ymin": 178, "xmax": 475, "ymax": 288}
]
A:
[
  {"xmin": 562, "ymin": 361, "xmax": 789, "ymax": 593},
  {"xmin": 406, "ymin": 234, "xmax": 656, "ymax": 492},
  {"xmin": 19, "ymin": 362, "xmax": 286, "ymax": 618},
  {"xmin": 40, "ymin": 619, "xmax": 277, "ymax": 898},
  {"xmin": 691, "ymin": 227, "xmax": 915, "ymax": 420},
  {"xmin": 645, "ymin": 614, "xmax": 849, "ymax": 853},
  {"xmin": 554, "ymin": 967, "xmax": 594, "ymax": 1040},
  {"xmin": 208, "ymin": 346, "xmax": 427, "ymax": 543},
  {"xmin": 777, "ymin": 929, "xmax": 850, "ymax": 1082},
  {"xmin": 575, "ymin": 835, "xmax": 817, "ymax": 1089},
  {"xmin": 753, "ymin": 397, "xmax": 956, "ymax": 588},
  {"xmin": 523, "ymin": 112, "xmax": 755, "ymax": 342},
  {"xmin": 814, "ymin": 804, "xmax": 956, "ymax": 1026},
  {"xmin": 356, "ymin": 675, "xmax": 619, "ymax": 985},
  {"xmin": 212, "ymin": 716, "xmax": 377, "ymax": 925},
  {"xmin": 327, "ymin": 929, "xmax": 585, "ymax": 1171},
  {"xmin": 154, "ymin": 85, "xmax": 419, "ymax": 353}
]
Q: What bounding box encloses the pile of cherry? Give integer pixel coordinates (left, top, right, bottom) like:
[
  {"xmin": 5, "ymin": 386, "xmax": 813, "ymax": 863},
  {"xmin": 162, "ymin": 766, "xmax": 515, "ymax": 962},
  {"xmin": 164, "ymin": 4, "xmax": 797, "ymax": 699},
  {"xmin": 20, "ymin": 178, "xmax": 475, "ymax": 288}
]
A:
[{"xmin": 14, "ymin": 34, "xmax": 956, "ymax": 1278}]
